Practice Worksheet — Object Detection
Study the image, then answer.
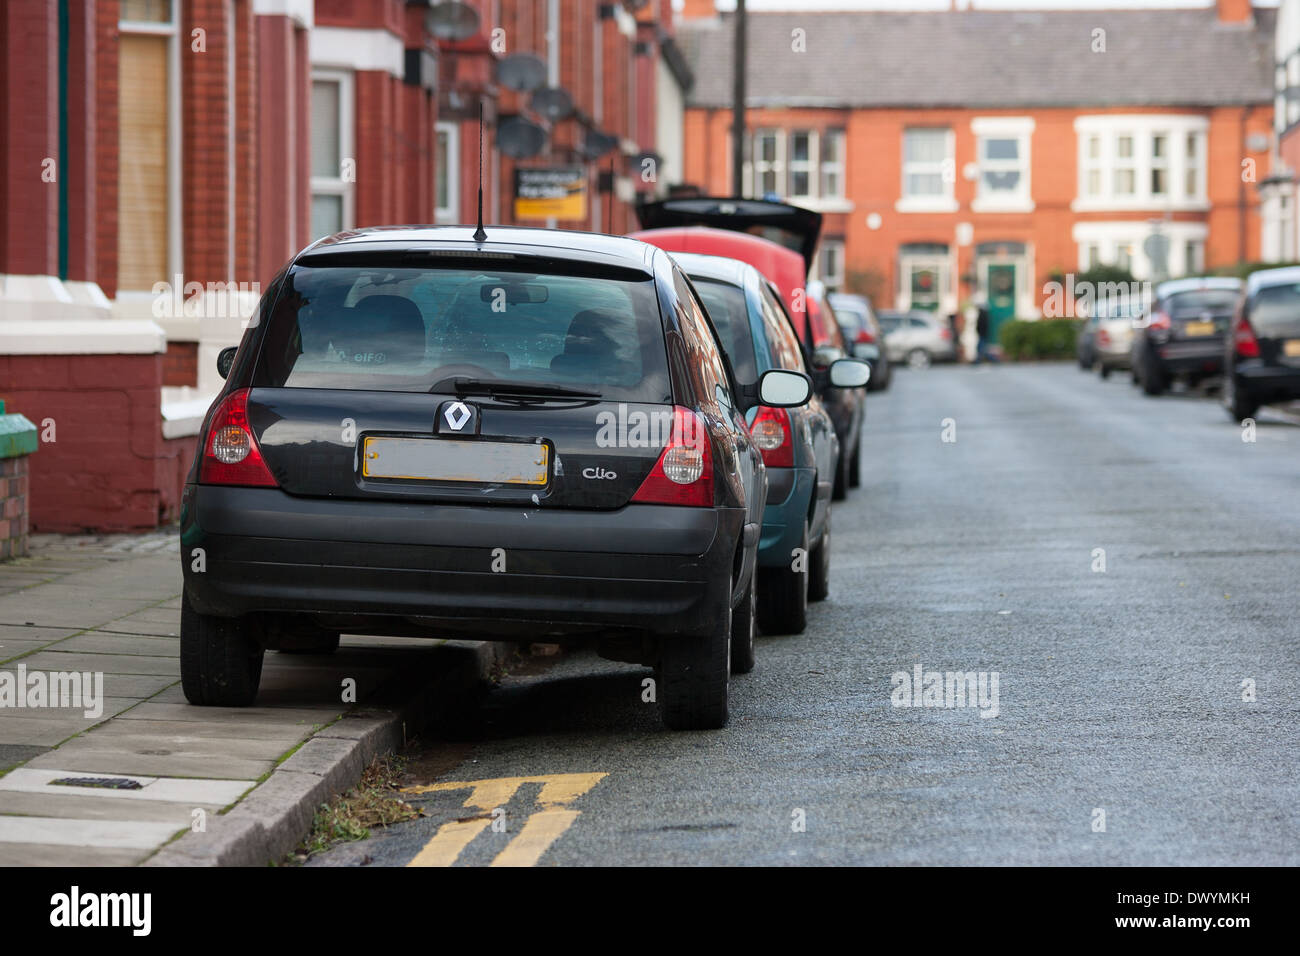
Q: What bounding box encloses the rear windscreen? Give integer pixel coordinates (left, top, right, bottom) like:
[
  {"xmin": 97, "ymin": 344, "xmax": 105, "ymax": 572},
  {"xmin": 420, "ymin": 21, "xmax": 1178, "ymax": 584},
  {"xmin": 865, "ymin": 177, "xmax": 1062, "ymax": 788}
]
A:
[
  {"xmin": 1250, "ymin": 282, "xmax": 1300, "ymax": 333},
  {"xmin": 1167, "ymin": 290, "xmax": 1239, "ymax": 319},
  {"xmin": 690, "ymin": 278, "xmax": 758, "ymax": 384},
  {"xmin": 253, "ymin": 264, "xmax": 672, "ymax": 401}
]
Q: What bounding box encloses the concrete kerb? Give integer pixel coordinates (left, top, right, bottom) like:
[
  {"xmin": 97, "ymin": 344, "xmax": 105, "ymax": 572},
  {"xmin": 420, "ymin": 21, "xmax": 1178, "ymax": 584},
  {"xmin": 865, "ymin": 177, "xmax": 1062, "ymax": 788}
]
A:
[{"xmin": 143, "ymin": 640, "xmax": 511, "ymax": 867}]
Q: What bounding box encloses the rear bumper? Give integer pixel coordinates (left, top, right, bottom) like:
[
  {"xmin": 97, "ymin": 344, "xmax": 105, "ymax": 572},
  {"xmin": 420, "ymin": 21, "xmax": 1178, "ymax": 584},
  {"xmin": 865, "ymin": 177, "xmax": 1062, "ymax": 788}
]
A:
[
  {"xmin": 1155, "ymin": 339, "xmax": 1224, "ymax": 373},
  {"xmin": 1236, "ymin": 361, "xmax": 1300, "ymax": 400},
  {"xmin": 181, "ymin": 485, "xmax": 744, "ymax": 639},
  {"xmin": 756, "ymin": 466, "xmax": 818, "ymax": 566}
]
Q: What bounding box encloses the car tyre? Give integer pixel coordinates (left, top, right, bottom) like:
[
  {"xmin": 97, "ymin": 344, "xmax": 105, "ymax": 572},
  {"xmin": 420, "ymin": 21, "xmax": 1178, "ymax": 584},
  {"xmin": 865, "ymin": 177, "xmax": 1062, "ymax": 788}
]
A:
[
  {"xmin": 1141, "ymin": 356, "xmax": 1167, "ymax": 396},
  {"xmin": 1098, "ymin": 362, "xmax": 1111, "ymax": 380},
  {"xmin": 758, "ymin": 522, "xmax": 809, "ymax": 635},
  {"xmin": 180, "ymin": 592, "xmax": 264, "ymax": 707},
  {"xmin": 908, "ymin": 348, "xmax": 931, "ymax": 370},
  {"xmin": 660, "ymin": 593, "xmax": 731, "ymax": 730},
  {"xmin": 832, "ymin": 445, "xmax": 850, "ymax": 501},
  {"xmin": 808, "ymin": 513, "xmax": 831, "ymax": 603},
  {"xmin": 730, "ymin": 571, "xmax": 756, "ymax": 675},
  {"xmin": 1224, "ymin": 375, "xmax": 1260, "ymax": 423},
  {"xmin": 848, "ymin": 436, "xmax": 862, "ymax": 488}
]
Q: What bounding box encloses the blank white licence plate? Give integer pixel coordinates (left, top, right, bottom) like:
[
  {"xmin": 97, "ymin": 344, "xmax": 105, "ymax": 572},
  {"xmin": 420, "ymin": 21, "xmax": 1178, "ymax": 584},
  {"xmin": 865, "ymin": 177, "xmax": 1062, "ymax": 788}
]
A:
[{"xmin": 362, "ymin": 437, "xmax": 548, "ymax": 485}]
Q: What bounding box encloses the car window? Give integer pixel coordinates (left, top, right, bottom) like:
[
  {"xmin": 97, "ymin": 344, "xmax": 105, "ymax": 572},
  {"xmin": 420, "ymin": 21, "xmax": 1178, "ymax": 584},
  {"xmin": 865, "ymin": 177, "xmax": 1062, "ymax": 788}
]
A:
[
  {"xmin": 759, "ymin": 283, "xmax": 808, "ymax": 374},
  {"xmin": 878, "ymin": 313, "xmax": 903, "ymax": 332},
  {"xmin": 909, "ymin": 317, "xmax": 930, "ymax": 329},
  {"xmin": 256, "ymin": 263, "xmax": 672, "ymax": 402},
  {"xmin": 1167, "ymin": 290, "xmax": 1239, "ymax": 318},
  {"xmin": 689, "ymin": 276, "xmax": 759, "ymax": 386},
  {"xmin": 673, "ymin": 269, "xmax": 736, "ymax": 416},
  {"xmin": 1250, "ymin": 282, "xmax": 1300, "ymax": 331}
]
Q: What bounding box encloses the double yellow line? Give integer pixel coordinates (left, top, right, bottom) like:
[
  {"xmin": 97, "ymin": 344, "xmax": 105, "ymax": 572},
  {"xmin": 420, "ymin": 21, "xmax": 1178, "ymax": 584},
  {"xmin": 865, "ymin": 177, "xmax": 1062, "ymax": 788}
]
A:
[{"xmin": 403, "ymin": 773, "xmax": 607, "ymax": 867}]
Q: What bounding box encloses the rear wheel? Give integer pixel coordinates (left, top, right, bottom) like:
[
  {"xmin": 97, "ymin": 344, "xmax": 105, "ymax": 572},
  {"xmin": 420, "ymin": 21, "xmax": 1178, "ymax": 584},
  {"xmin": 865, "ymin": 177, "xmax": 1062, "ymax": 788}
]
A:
[
  {"xmin": 729, "ymin": 571, "xmax": 756, "ymax": 675},
  {"xmin": 758, "ymin": 522, "xmax": 809, "ymax": 635},
  {"xmin": 908, "ymin": 348, "xmax": 932, "ymax": 370},
  {"xmin": 1098, "ymin": 362, "xmax": 1111, "ymax": 380},
  {"xmin": 180, "ymin": 593, "xmax": 264, "ymax": 707},
  {"xmin": 1224, "ymin": 375, "xmax": 1260, "ymax": 423},
  {"xmin": 832, "ymin": 445, "xmax": 849, "ymax": 501},
  {"xmin": 808, "ymin": 513, "xmax": 831, "ymax": 603},
  {"xmin": 848, "ymin": 436, "xmax": 862, "ymax": 488},
  {"xmin": 1141, "ymin": 356, "xmax": 1167, "ymax": 396},
  {"xmin": 660, "ymin": 592, "xmax": 731, "ymax": 730}
]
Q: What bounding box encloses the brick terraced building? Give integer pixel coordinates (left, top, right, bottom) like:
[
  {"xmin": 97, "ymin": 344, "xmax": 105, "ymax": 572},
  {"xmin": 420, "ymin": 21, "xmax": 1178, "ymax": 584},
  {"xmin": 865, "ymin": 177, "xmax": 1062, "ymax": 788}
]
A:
[
  {"xmin": 0, "ymin": 0, "xmax": 692, "ymax": 532},
  {"xmin": 676, "ymin": 0, "xmax": 1275, "ymax": 338}
]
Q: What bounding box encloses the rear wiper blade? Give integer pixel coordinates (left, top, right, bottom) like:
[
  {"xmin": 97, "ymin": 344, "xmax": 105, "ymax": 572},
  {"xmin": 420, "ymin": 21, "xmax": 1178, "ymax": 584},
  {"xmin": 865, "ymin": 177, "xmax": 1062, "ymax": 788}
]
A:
[{"xmin": 429, "ymin": 376, "xmax": 602, "ymax": 400}]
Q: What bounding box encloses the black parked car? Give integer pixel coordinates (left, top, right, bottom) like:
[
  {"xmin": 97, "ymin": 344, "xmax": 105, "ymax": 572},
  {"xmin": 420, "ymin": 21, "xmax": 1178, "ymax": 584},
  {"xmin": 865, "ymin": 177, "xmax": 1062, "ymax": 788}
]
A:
[
  {"xmin": 181, "ymin": 226, "xmax": 815, "ymax": 730},
  {"xmin": 1223, "ymin": 266, "xmax": 1300, "ymax": 421},
  {"xmin": 1132, "ymin": 277, "xmax": 1242, "ymax": 396}
]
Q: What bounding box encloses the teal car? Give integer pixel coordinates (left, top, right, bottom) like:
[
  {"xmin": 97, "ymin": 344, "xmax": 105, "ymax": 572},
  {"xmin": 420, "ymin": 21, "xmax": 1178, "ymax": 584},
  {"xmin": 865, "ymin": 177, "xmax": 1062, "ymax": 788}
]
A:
[{"xmin": 672, "ymin": 252, "xmax": 868, "ymax": 635}]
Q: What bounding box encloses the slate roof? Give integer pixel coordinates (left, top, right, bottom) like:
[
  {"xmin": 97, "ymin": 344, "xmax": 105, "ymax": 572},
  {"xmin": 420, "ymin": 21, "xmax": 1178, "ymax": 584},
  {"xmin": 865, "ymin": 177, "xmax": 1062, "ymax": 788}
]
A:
[{"xmin": 681, "ymin": 7, "xmax": 1276, "ymax": 109}]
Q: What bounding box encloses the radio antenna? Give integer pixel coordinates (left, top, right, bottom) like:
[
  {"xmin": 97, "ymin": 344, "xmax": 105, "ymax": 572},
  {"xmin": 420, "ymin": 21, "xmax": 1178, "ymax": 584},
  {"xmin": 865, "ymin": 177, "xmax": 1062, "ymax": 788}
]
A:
[{"xmin": 473, "ymin": 100, "xmax": 487, "ymax": 242}]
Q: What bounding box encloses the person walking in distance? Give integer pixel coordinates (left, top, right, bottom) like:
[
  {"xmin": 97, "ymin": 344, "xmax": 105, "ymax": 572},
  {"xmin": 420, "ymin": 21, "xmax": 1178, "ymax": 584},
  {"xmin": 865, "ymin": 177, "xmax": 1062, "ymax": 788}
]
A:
[{"xmin": 974, "ymin": 297, "xmax": 996, "ymax": 365}]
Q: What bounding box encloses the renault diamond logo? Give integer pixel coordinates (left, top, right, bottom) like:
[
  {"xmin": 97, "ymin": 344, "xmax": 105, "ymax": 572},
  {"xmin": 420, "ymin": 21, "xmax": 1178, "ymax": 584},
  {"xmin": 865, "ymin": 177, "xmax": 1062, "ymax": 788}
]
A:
[{"xmin": 444, "ymin": 401, "xmax": 473, "ymax": 431}]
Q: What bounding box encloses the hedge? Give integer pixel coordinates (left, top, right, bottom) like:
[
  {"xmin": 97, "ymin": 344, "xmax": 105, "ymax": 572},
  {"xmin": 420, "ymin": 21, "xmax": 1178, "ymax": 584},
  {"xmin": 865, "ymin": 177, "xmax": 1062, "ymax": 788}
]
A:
[{"xmin": 997, "ymin": 318, "xmax": 1082, "ymax": 361}]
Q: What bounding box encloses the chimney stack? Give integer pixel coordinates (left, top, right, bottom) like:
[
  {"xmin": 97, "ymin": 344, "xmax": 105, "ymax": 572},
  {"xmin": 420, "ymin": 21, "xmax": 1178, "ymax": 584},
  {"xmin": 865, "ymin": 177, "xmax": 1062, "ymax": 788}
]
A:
[{"xmin": 1216, "ymin": 0, "xmax": 1254, "ymax": 25}]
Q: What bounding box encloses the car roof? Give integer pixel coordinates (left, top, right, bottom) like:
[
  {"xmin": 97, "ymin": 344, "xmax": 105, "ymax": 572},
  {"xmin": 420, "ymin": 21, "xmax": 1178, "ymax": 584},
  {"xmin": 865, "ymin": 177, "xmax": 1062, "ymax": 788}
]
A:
[
  {"xmin": 298, "ymin": 225, "xmax": 658, "ymax": 274},
  {"xmin": 665, "ymin": 250, "xmax": 754, "ymax": 288},
  {"xmin": 1155, "ymin": 276, "xmax": 1242, "ymax": 298},
  {"xmin": 1246, "ymin": 265, "xmax": 1300, "ymax": 294},
  {"xmin": 628, "ymin": 226, "xmax": 806, "ymax": 295}
]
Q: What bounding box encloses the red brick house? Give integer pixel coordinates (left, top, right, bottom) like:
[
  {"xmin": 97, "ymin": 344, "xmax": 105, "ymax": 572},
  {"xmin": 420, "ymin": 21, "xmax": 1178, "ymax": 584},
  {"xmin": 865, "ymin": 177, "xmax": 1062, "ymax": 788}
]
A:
[
  {"xmin": 0, "ymin": 0, "xmax": 691, "ymax": 533},
  {"xmin": 676, "ymin": 0, "xmax": 1274, "ymax": 341}
]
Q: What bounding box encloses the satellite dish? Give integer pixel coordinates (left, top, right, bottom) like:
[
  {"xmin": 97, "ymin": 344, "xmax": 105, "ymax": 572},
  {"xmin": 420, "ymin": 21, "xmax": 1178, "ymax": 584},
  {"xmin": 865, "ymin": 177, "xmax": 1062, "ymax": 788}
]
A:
[
  {"xmin": 529, "ymin": 86, "xmax": 574, "ymax": 122},
  {"xmin": 497, "ymin": 53, "xmax": 547, "ymax": 92},
  {"xmin": 581, "ymin": 130, "xmax": 620, "ymax": 160},
  {"xmin": 497, "ymin": 115, "xmax": 547, "ymax": 159},
  {"xmin": 426, "ymin": 1, "xmax": 480, "ymax": 41}
]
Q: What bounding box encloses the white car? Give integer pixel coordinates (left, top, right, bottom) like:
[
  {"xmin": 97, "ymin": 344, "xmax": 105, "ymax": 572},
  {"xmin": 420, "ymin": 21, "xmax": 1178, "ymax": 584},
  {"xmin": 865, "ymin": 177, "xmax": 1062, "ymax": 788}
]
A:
[{"xmin": 877, "ymin": 310, "xmax": 958, "ymax": 368}]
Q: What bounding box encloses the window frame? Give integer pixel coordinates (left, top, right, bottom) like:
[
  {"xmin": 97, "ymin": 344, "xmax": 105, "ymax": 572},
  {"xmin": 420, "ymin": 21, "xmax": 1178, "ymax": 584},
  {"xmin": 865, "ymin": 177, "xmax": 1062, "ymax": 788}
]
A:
[
  {"xmin": 310, "ymin": 69, "xmax": 356, "ymax": 240},
  {"xmin": 971, "ymin": 117, "xmax": 1034, "ymax": 213},
  {"xmin": 898, "ymin": 127, "xmax": 957, "ymax": 213}
]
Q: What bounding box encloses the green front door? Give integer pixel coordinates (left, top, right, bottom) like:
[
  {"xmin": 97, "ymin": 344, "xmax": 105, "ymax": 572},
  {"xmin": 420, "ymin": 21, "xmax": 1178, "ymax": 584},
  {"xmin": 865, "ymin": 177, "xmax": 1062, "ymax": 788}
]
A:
[{"xmin": 986, "ymin": 263, "xmax": 1017, "ymax": 342}]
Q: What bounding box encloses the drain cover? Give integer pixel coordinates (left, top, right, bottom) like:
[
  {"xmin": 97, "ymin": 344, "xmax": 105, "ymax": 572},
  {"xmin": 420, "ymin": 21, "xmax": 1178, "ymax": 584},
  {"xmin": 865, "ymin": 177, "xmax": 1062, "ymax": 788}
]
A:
[{"xmin": 50, "ymin": 776, "xmax": 144, "ymax": 790}]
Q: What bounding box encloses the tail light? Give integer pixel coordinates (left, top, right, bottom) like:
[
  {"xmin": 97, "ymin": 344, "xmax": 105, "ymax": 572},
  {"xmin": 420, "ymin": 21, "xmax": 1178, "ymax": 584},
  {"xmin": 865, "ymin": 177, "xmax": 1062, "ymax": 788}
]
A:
[
  {"xmin": 630, "ymin": 406, "xmax": 714, "ymax": 507},
  {"xmin": 1148, "ymin": 311, "xmax": 1171, "ymax": 331},
  {"xmin": 937, "ymin": 327, "xmax": 952, "ymax": 340},
  {"xmin": 855, "ymin": 328, "xmax": 875, "ymax": 345},
  {"xmin": 749, "ymin": 406, "xmax": 794, "ymax": 468},
  {"xmin": 1097, "ymin": 328, "xmax": 1111, "ymax": 347},
  {"xmin": 1234, "ymin": 315, "xmax": 1260, "ymax": 358},
  {"xmin": 198, "ymin": 388, "xmax": 278, "ymax": 487}
]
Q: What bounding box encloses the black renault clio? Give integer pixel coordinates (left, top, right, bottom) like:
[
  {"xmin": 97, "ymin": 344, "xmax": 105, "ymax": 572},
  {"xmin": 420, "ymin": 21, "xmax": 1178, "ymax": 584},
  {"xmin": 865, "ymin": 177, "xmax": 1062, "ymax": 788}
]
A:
[{"xmin": 180, "ymin": 226, "xmax": 814, "ymax": 730}]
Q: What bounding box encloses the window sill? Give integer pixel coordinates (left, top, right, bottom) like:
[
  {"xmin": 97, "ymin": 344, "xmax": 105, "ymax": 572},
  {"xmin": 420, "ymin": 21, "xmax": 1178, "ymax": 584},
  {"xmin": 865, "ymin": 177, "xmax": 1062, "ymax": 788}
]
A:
[
  {"xmin": 970, "ymin": 197, "xmax": 1035, "ymax": 214},
  {"xmin": 894, "ymin": 197, "xmax": 959, "ymax": 214},
  {"xmin": 1071, "ymin": 198, "xmax": 1210, "ymax": 213},
  {"xmin": 794, "ymin": 197, "xmax": 855, "ymax": 214}
]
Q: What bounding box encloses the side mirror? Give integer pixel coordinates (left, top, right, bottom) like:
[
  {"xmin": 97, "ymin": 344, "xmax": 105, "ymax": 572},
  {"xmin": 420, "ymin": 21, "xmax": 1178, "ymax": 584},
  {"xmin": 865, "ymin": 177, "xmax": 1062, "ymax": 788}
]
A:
[
  {"xmin": 829, "ymin": 358, "xmax": 870, "ymax": 388},
  {"xmin": 216, "ymin": 346, "xmax": 237, "ymax": 380},
  {"xmin": 757, "ymin": 369, "xmax": 812, "ymax": 408}
]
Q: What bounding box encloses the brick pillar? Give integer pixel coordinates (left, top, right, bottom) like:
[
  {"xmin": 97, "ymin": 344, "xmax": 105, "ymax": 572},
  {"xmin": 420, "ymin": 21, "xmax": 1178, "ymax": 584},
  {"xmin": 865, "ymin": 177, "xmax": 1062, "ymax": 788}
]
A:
[
  {"xmin": 182, "ymin": 0, "xmax": 233, "ymax": 284},
  {"xmin": 94, "ymin": 0, "xmax": 119, "ymax": 298},
  {"xmin": 355, "ymin": 70, "xmax": 396, "ymax": 227},
  {"xmin": 0, "ymin": 0, "xmax": 59, "ymax": 276},
  {"xmin": 65, "ymin": 0, "xmax": 97, "ymax": 283}
]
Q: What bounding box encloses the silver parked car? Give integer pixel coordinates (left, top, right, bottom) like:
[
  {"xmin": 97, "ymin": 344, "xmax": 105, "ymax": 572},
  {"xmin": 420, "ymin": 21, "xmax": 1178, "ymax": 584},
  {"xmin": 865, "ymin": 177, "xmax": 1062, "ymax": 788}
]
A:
[
  {"xmin": 1091, "ymin": 293, "xmax": 1146, "ymax": 379},
  {"xmin": 877, "ymin": 310, "xmax": 958, "ymax": 368}
]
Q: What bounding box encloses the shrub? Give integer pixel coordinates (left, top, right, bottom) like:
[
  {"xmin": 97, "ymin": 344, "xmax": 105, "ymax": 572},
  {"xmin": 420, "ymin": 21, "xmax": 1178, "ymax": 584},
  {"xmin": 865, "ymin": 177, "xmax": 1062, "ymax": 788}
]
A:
[{"xmin": 998, "ymin": 318, "xmax": 1081, "ymax": 361}]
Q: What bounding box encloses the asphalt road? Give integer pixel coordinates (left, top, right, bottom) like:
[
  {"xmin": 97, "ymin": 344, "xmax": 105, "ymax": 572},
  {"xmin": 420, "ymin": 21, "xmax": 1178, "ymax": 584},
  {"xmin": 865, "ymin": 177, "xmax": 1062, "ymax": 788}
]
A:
[{"xmin": 310, "ymin": 363, "xmax": 1300, "ymax": 867}]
